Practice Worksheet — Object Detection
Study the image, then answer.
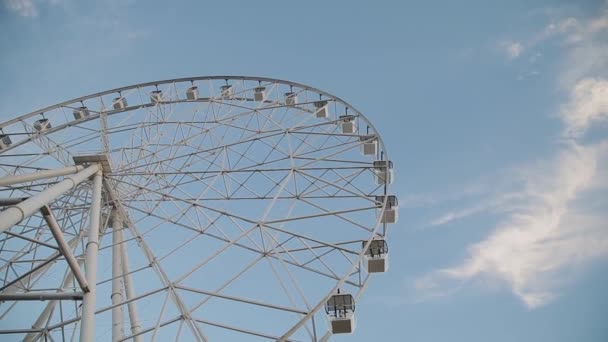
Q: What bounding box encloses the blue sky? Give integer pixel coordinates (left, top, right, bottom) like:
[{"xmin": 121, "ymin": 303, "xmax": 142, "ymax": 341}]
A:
[{"xmin": 1, "ymin": 0, "xmax": 608, "ymax": 341}]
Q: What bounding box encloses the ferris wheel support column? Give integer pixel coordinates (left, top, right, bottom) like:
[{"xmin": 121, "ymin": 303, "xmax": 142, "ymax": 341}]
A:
[
  {"xmin": 111, "ymin": 208, "xmax": 125, "ymax": 342},
  {"xmin": 0, "ymin": 164, "xmax": 100, "ymax": 234},
  {"xmin": 80, "ymin": 170, "xmax": 103, "ymax": 342},
  {"xmin": 121, "ymin": 234, "xmax": 143, "ymax": 342}
]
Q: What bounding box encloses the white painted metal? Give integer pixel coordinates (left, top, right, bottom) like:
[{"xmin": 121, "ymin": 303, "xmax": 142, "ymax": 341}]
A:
[
  {"xmin": 150, "ymin": 90, "xmax": 163, "ymax": 104},
  {"xmin": 111, "ymin": 209, "xmax": 125, "ymax": 342},
  {"xmin": 361, "ymin": 135, "xmax": 378, "ymax": 156},
  {"xmin": 0, "ymin": 164, "xmax": 99, "ymax": 234},
  {"xmin": 113, "ymin": 97, "xmax": 127, "ymax": 110},
  {"xmin": 121, "ymin": 230, "xmax": 142, "ymax": 342},
  {"xmin": 254, "ymin": 86, "xmax": 266, "ymax": 101},
  {"xmin": 80, "ymin": 171, "xmax": 103, "ymax": 342},
  {"xmin": 325, "ymin": 293, "xmax": 356, "ymax": 334},
  {"xmin": 0, "ymin": 76, "xmax": 394, "ymax": 341},
  {"xmin": 43, "ymin": 208, "xmax": 90, "ymax": 292},
  {"xmin": 0, "ymin": 165, "xmax": 84, "ymax": 187},
  {"xmin": 314, "ymin": 101, "xmax": 329, "ymax": 118},
  {"xmin": 73, "ymin": 106, "xmax": 90, "ymax": 120},
  {"xmin": 373, "ymin": 160, "xmax": 394, "ymax": 185},
  {"xmin": 186, "ymin": 86, "xmax": 199, "ymax": 100},
  {"xmin": 0, "ymin": 292, "xmax": 84, "ymax": 301},
  {"xmin": 363, "ymin": 239, "xmax": 389, "ymax": 273},
  {"xmin": 23, "ymin": 262, "xmax": 81, "ymax": 342},
  {"xmin": 0, "ymin": 134, "xmax": 12, "ymax": 150},
  {"xmin": 33, "ymin": 118, "xmax": 52, "ymax": 132},
  {"xmin": 220, "ymin": 85, "xmax": 233, "ymax": 98},
  {"xmin": 378, "ymin": 195, "xmax": 398, "ymax": 224},
  {"xmin": 285, "ymin": 92, "xmax": 297, "ymax": 106},
  {"xmin": 340, "ymin": 116, "xmax": 356, "ymax": 134}
]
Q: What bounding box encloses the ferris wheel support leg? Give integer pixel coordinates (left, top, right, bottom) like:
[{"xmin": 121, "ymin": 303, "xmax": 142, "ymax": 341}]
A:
[
  {"xmin": 111, "ymin": 208, "xmax": 125, "ymax": 342},
  {"xmin": 0, "ymin": 164, "xmax": 100, "ymax": 235},
  {"xmin": 80, "ymin": 170, "xmax": 103, "ymax": 342},
  {"xmin": 0, "ymin": 165, "xmax": 84, "ymax": 187},
  {"xmin": 102, "ymin": 183, "xmax": 209, "ymax": 342},
  {"xmin": 121, "ymin": 235, "xmax": 143, "ymax": 342}
]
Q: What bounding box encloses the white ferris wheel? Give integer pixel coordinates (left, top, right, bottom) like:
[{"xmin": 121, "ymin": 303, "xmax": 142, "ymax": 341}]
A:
[{"xmin": 0, "ymin": 76, "xmax": 397, "ymax": 341}]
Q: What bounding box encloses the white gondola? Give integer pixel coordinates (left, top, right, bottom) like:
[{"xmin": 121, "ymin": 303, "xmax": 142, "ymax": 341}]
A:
[
  {"xmin": 112, "ymin": 97, "xmax": 127, "ymax": 110},
  {"xmin": 73, "ymin": 106, "xmax": 90, "ymax": 120},
  {"xmin": 150, "ymin": 90, "xmax": 163, "ymax": 104},
  {"xmin": 360, "ymin": 135, "xmax": 378, "ymax": 156},
  {"xmin": 284, "ymin": 92, "xmax": 297, "ymax": 106},
  {"xmin": 373, "ymin": 160, "xmax": 393, "ymax": 185},
  {"xmin": 186, "ymin": 86, "xmax": 199, "ymax": 100},
  {"xmin": 339, "ymin": 115, "xmax": 356, "ymax": 134},
  {"xmin": 376, "ymin": 195, "xmax": 398, "ymax": 223},
  {"xmin": 0, "ymin": 134, "xmax": 12, "ymax": 150},
  {"xmin": 34, "ymin": 118, "xmax": 52, "ymax": 132},
  {"xmin": 314, "ymin": 100, "xmax": 328, "ymax": 118},
  {"xmin": 220, "ymin": 85, "xmax": 234, "ymax": 98},
  {"xmin": 325, "ymin": 292, "xmax": 356, "ymax": 334},
  {"xmin": 362, "ymin": 238, "xmax": 389, "ymax": 273},
  {"xmin": 254, "ymin": 86, "xmax": 266, "ymax": 102}
]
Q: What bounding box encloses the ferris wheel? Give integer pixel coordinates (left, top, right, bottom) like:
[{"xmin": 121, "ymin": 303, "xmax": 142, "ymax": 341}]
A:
[{"xmin": 0, "ymin": 76, "xmax": 397, "ymax": 341}]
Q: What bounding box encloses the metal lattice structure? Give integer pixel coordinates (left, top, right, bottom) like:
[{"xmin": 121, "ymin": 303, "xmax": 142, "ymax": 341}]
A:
[{"xmin": 0, "ymin": 76, "xmax": 395, "ymax": 341}]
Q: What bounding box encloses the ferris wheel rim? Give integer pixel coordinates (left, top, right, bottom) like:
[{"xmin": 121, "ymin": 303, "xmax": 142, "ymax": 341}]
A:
[
  {"xmin": 0, "ymin": 75, "xmax": 389, "ymax": 161},
  {"xmin": 0, "ymin": 76, "xmax": 394, "ymax": 340}
]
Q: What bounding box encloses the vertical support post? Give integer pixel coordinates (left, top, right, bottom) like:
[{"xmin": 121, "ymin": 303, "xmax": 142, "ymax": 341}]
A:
[
  {"xmin": 111, "ymin": 208, "xmax": 125, "ymax": 342},
  {"xmin": 121, "ymin": 238, "xmax": 143, "ymax": 341},
  {"xmin": 80, "ymin": 170, "xmax": 103, "ymax": 342}
]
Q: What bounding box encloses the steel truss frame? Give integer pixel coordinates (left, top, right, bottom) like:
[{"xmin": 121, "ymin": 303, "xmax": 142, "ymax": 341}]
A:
[{"xmin": 0, "ymin": 76, "xmax": 393, "ymax": 341}]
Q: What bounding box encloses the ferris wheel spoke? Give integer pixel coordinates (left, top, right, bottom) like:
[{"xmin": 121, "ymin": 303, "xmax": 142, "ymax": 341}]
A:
[{"xmin": 1, "ymin": 77, "xmax": 392, "ymax": 340}]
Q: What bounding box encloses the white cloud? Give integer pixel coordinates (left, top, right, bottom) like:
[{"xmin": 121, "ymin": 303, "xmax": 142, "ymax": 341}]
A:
[
  {"xmin": 500, "ymin": 40, "xmax": 524, "ymax": 59},
  {"xmin": 417, "ymin": 6, "xmax": 608, "ymax": 309},
  {"xmin": 561, "ymin": 78, "xmax": 608, "ymax": 138},
  {"xmin": 4, "ymin": 0, "xmax": 37, "ymax": 17},
  {"xmin": 427, "ymin": 193, "xmax": 521, "ymax": 227},
  {"xmin": 420, "ymin": 142, "xmax": 608, "ymax": 308},
  {"xmin": 3, "ymin": 0, "xmax": 63, "ymax": 17}
]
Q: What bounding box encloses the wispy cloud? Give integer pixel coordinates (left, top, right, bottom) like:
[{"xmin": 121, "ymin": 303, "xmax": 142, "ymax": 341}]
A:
[
  {"xmin": 561, "ymin": 78, "xmax": 608, "ymax": 138},
  {"xmin": 4, "ymin": 0, "xmax": 37, "ymax": 17},
  {"xmin": 418, "ymin": 5, "xmax": 608, "ymax": 308},
  {"xmin": 419, "ymin": 142, "xmax": 608, "ymax": 308},
  {"xmin": 427, "ymin": 192, "xmax": 522, "ymax": 227},
  {"xmin": 3, "ymin": 0, "xmax": 62, "ymax": 17},
  {"xmin": 500, "ymin": 40, "xmax": 524, "ymax": 59}
]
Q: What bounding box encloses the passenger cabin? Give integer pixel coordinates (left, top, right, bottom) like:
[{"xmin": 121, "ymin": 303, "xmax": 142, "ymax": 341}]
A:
[
  {"xmin": 73, "ymin": 106, "xmax": 90, "ymax": 120},
  {"xmin": 254, "ymin": 86, "xmax": 266, "ymax": 102},
  {"xmin": 186, "ymin": 86, "xmax": 199, "ymax": 100},
  {"xmin": 325, "ymin": 293, "xmax": 356, "ymax": 334},
  {"xmin": 34, "ymin": 118, "xmax": 51, "ymax": 132},
  {"xmin": 112, "ymin": 97, "xmax": 127, "ymax": 110},
  {"xmin": 360, "ymin": 135, "xmax": 378, "ymax": 156},
  {"xmin": 363, "ymin": 238, "xmax": 389, "ymax": 273},
  {"xmin": 373, "ymin": 160, "xmax": 393, "ymax": 185},
  {"xmin": 150, "ymin": 90, "xmax": 163, "ymax": 104},
  {"xmin": 284, "ymin": 92, "xmax": 297, "ymax": 106},
  {"xmin": 313, "ymin": 100, "xmax": 328, "ymax": 118},
  {"xmin": 339, "ymin": 115, "xmax": 356, "ymax": 134},
  {"xmin": 0, "ymin": 134, "xmax": 12, "ymax": 150},
  {"xmin": 220, "ymin": 85, "xmax": 234, "ymax": 98},
  {"xmin": 376, "ymin": 195, "xmax": 398, "ymax": 224}
]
